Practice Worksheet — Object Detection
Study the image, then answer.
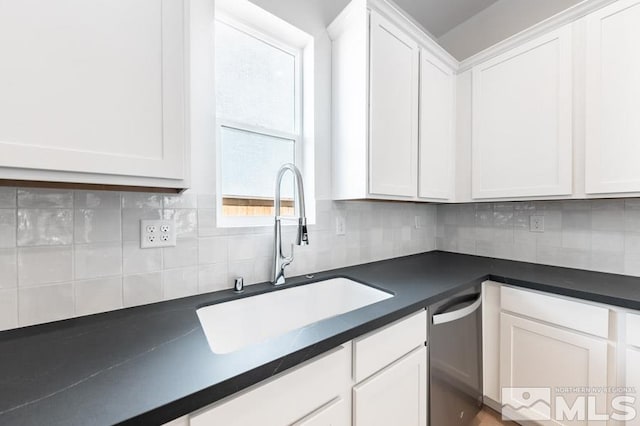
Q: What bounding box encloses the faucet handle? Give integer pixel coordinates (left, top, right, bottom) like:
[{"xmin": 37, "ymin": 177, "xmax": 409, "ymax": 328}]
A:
[{"xmin": 297, "ymin": 218, "xmax": 309, "ymax": 246}]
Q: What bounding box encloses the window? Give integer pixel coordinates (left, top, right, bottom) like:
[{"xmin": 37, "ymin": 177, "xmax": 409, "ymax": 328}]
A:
[{"xmin": 215, "ymin": 17, "xmax": 301, "ymax": 219}]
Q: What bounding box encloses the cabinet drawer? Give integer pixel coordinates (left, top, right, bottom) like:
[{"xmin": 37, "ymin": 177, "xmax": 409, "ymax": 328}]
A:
[
  {"xmin": 353, "ymin": 310, "xmax": 426, "ymax": 383},
  {"xmin": 627, "ymin": 312, "xmax": 640, "ymax": 348},
  {"xmin": 190, "ymin": 345, "xmax": 349, "ymax": 426},
  {"xmin": 501, "ymin": 286, "xmax": 609, "ymax": 338}
]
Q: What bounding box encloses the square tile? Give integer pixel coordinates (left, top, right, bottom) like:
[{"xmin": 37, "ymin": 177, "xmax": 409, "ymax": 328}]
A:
[
  {"xmin": 121, "ymin": 193, "xmax": 162, "ymax": 209},
  {"xmin": 0, "ymin": 187, "xmax": 16, "ymax": 208},
  {"xmin": 0, "ymin": 288, "xmax": 18, "ymax": 331},
  {"xmin": 590, "ymin": 251, "xmax": 624, "ymax": 274},
  {"xmin": 74, "ymin": 243, "xmax": 122, "ymax": 280},
  {"xmin": 17, "ymin": 209, "xmax": 73, "ymax": 246},
  {"xmin": 122, "ymin": 241, "xmax": 162, "ymax": 275},
  {"xmin": 163, "ymin": 267, "xmax": 198, "ymax": 300},
  {"xmin": 123, "ymin": 273, "xmax": 162, "ymax": 307},
  {"xmin": 74, "ymin": 209, "xmax": 121, "ymax": 244},
  {"xmin": 0, "ymin": 248, "xmax": 17, "ymax": 289},
  {"xmin": 19, "ymin": 283, "xmax": 74, "ymax": 326},
  {"xmin": 18, "ymin": 246, "xmax": 72, "ymax": 286},
  {"xmin": 591, "ymin": 201, "xmax": 624, "ymax": 231},
  {"xmin": 591, "ymin": 231, "xmax": 624, "ymax": 253},
  {"xmin": 74, "ymin": 191, "xmax": 121, "ymax": 209},
  {"xmin": 198, "ymin": 263, "xmax": 229, "ymax": 293},
  {"xmin": 198, "ymin": 209, "xmax": 225, "ymax": 237},
  {"xmin": 0, "ymin": 209, "xmax": 16, "ymax": 248},
  {"xmin": 163, "ymin": 239, "xmax": 198, "ymax": 269},
  {"xmin": 198, "ymin": 237, "xmax": 228, "ymax": 265},
  {"xmin": 164, "ymin": 193, "xmax": 197, "ymax": 209},
  {"xmin": 18, "ymin": 189, "xmax": 73, "ymax": 208},
  {"xmin": 75, "ymin": 277, "xmax": 123, "ymax": 316}
]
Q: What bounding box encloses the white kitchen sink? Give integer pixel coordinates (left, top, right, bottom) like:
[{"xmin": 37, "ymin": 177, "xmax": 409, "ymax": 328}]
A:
[{"xmin": 196, "ymin": 278, "xmax": 393, "ymax": 354}]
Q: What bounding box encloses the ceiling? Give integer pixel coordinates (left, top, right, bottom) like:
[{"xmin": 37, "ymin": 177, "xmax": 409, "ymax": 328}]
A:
[{"xmin": 392, "ymin": 0, "xmax": 499, "ymax": 37}]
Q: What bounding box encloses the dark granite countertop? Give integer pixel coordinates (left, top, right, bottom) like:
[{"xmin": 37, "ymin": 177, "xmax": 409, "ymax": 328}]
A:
[{"xmin": 1, "ymin": 251, "xmax": 640, "ymax": 425}]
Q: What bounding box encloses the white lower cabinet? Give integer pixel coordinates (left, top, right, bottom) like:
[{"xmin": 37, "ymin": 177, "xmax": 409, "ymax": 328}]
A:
[
  {"xmin": 500, "ymin": 312, "xmax": 609, "ymax": 425},
  {"xmin": 626, "ymin": 348, "xmax": 640, "ymax": 426},
  {"xmin": 187, "ymin": 310, "xmax": 427, "ymax": 426},
  {"xmin": 353, "ymin": 346, "xmax": 427, "ymax": 426}
]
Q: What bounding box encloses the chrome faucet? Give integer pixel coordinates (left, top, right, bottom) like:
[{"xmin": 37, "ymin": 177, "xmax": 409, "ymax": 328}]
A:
[{"xmin": 272, "ymin": 163, "xmax": 309, "ymax": 285}]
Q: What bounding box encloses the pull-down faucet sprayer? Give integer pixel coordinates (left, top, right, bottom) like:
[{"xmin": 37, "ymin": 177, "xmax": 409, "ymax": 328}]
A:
[{"xmin": 272, "ymin": 163, "xmax": 308, "ymax": 285}]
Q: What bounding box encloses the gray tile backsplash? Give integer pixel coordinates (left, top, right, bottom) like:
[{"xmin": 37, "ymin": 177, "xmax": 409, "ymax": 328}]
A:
[
  {"xmin": 0, "ymin": 187, "xmax": 437, "ymax": 331},
  {"xmin": 437, "ymin": 199, "xmax": 640, "ymax": 275}
]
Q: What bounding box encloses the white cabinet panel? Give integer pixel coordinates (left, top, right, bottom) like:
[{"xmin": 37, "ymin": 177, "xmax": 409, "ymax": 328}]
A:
[
  {"xmin": 585, "ymin": 0, "xmax": 640, "ymax": 194},
  {"xmin": 0, "ymin": 0, "xmax": 187, "ymax": 184},
  {"xmin": 368, "ymin": 10, "xmax": 419, "ymax": 198},
  {"xmin": 628, "ymin": 312, "xmax": 640, "ymax": 348},
  {"xmin": 626, "ymin": 348, "xmax": 640, "ymax": 426},
  {"xmin": 353, "ymin": 346, "xmax": 427, "ymax": 426},
  {"xmin": 418, "ymin": 48, "xmax": 455, "ymax": 201},
  {"xmin": 472, "ymin": 26, "xmax": 573, "ymax": 199},
  {"xmin": 190, "ymin": 346, "xmax": 349, "ymax": 426},
  {"xmin": 501, "ymin": 312, "xmax": 608, "ymax": 425},
  {"xmin": 482, "ymin": 281, "xmax": 502, "ymax": 405}
]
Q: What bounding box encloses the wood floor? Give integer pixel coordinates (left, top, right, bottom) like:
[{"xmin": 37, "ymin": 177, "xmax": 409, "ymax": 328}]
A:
[{"xmin": 472, "ymin": 406, "xmax": 519, "ymax": 426}]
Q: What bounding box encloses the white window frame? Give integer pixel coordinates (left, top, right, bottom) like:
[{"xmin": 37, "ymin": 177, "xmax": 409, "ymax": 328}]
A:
[{"xmin": 215, "ymin": 13, "xmax": 304, "ymax": 228}]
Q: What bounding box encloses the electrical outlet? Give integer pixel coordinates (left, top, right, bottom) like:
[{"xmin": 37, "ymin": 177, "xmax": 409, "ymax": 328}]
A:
[
  {"xmin": 141, "ymin": 219, "xmax": 176, "ymax": 248},
  {"xmin": 530, "ymin": 215, "xmax": 545, "ymax": 233},
  {"xmin": 335, "ymin": 214, "xmax": 346, "ymax": 236},
  {"xmin": 414, "ymin": 215, "xmax": 422, "ymax": 229}
]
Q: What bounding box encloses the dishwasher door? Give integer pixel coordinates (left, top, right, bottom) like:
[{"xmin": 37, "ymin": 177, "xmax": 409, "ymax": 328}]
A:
[{"xmin": 429, "ymin": 286, "xmax": 483, "ymax": 426}]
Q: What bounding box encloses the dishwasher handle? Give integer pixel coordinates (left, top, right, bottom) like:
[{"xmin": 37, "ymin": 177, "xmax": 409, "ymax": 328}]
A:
[{"xmin": 432, "ymin": 293, "xmax": 482, "ymax": 325}]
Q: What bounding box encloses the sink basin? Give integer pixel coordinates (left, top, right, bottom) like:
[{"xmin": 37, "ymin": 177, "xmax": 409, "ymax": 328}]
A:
[{"xmin": 196, "ymin": 278, "xmax": 393, "ymax": 354}]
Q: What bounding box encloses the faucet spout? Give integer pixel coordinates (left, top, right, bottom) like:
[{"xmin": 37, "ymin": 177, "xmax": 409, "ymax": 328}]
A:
[{"xmin": 272, "ymin": 164, "xmax": 309, "ymax": 285}]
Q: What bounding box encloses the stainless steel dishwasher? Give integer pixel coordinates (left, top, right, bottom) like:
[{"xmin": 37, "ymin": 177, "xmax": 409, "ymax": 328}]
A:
[{"xmin": 428, "ymin": 285, "xmax": 483, "ymax": 426}]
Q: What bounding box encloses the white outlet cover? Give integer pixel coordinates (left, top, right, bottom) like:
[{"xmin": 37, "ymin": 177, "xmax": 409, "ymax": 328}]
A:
[
  {"xmin": 141, "ymin": 219, "xmax": 177, "ymax": 248},
  {"xmin": 530, "ymin": 215, "xmax": 545, "ymax": 233},
  {"xmin": 335, "ymin": 215, "xmax": 346, "ymax": 236}
]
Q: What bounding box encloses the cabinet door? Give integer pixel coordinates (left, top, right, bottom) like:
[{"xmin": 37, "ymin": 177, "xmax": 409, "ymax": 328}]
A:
[
  {"xmin": 585, "ymin": 0, "xmax": 640, "ymax": 194},
  {"xmin": 627, "ymin": 348, "xmax": 640, "ymax": 426},
  {"xmin": 353, "ymin": 346, "xmax": 427, "ymax": 426},
  {"xmin": 500, "ymin": 313, "xmax": 608, "ymax": 425},
  {"xmin": 471, "ymin": 26, "xmax": 573, "ymax": 199},
  {"xmin": 418, "ymin": 49, "xmax": 455, "ymax": 201},
  {"xmin": 0, "ymin": 0, "xmax": 186, "ymax": 183},
  {"xmin": 368, "ymin": 10, "xmax": 419, "ymax": 198}
]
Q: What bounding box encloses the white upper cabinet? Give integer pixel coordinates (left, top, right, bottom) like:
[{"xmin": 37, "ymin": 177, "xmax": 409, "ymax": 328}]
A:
[
  {"xmin": 471, "ymin": 26, "xmax": 573, "ymax": 200},
  {"xmin": 368, "ymin": 11, "xmax": 419, "ymax": 198},
  {"xmin": 418, "ymin": 49, "xmax": 455, "ymax": 201},
  {"xmin": 329, "ymin": 0, "xmax": 457, "ymax": 202},
  {"xmin": 0, "ymin": 0, "xmax": 188, "ymax": 189},
  {"xmin": 585, "ymin": 0, "xmax": 640, "ymax": 194}
]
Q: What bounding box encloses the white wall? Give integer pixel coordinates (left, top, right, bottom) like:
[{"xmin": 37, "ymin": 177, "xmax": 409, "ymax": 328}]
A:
[{"xmin": 438, "ymin": 0, "xmax": 583, "ymax": 60}]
